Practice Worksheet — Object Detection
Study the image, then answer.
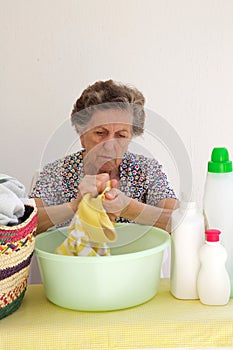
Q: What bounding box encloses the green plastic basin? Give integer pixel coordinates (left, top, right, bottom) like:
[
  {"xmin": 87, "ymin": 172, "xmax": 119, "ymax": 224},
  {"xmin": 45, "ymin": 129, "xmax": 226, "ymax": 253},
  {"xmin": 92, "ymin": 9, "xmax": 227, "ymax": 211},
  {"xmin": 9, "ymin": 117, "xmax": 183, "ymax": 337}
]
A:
[{"xmin": 35, "ymin": 223, "xmax": 170, "ymax": 311}]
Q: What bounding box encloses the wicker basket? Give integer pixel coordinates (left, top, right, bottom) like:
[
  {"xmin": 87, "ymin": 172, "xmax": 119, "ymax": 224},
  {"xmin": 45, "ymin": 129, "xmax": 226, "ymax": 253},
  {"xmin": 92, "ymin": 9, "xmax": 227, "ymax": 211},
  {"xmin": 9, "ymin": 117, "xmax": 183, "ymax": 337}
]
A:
[{"xmin": 0, "ymin": 205, "xmax": 37, "ymax": 319}]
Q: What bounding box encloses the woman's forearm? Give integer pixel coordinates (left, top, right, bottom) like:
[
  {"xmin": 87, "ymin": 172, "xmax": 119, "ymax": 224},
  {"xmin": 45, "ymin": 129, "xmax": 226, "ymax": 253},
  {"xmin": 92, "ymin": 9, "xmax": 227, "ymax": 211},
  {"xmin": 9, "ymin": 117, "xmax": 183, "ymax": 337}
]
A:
[
  {"xmin": 33, "ymin": 198, "xmax": 79, "ymax": 234},
  {"xmin": 104, "ymin": 188, "xmax": 178, "ymax": 232},
  {"xmin": 121, "ymin": 198, "xmax": 178, "ymax": 232}
]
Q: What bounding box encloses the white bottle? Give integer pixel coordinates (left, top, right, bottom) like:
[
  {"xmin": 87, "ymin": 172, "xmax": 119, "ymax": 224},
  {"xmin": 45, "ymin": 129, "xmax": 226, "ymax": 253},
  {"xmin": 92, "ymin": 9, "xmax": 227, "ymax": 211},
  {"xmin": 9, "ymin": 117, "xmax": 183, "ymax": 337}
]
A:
[
  {"xmin": 197, "ymin": 229, "xmax": 230, "ymax": 305},
  {"xmin": 203, "ymin": 147, "xmax": 233, "ymax": 297},
  {"xmin": 170, "ymin": 202, "xmax": 205, "ymax": 299}
]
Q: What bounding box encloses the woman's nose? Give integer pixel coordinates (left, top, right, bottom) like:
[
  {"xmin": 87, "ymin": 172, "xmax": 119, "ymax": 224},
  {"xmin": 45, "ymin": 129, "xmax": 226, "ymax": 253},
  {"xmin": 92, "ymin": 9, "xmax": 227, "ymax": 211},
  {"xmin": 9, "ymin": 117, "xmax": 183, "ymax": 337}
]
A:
[{"xmin": 103, "ymin": 138, "xmax": 116, "ymax": 152}]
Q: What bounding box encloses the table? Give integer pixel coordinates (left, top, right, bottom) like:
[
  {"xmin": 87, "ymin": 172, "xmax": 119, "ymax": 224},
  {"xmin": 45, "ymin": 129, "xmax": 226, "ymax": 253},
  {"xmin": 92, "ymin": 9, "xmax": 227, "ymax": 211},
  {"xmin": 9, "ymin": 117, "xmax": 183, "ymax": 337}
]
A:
[{"xmin": 0, "ymin": 279, "xmax": 233, "ymax": 349}]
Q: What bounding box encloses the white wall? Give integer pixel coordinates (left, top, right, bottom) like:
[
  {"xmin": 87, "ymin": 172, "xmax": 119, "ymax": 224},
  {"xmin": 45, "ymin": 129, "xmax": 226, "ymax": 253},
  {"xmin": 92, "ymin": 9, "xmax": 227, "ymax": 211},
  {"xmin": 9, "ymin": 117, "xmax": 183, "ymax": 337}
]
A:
[{"xmin": 1, "ymin": 0, "xmax": 233, "ymax": 206}]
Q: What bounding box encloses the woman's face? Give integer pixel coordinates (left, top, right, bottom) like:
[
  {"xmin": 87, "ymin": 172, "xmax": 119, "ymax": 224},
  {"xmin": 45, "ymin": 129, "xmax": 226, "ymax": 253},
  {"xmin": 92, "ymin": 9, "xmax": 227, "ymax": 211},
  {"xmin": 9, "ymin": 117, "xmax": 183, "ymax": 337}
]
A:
[{"xmin": 80, "ymin": 109, "xmax": 133, "ymax": 176}]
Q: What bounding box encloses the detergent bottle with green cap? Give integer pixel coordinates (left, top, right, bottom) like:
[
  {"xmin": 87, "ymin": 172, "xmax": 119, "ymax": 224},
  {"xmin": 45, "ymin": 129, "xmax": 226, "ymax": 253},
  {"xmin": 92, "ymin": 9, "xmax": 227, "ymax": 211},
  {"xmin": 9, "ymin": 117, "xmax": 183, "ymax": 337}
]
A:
[
  {"xmin": 203, "ymin": 147, "xmax": 233, "ymax": 297},
  {"xmin": 197, "ymin": 229, "xmax": 230, "ymax": 305}
]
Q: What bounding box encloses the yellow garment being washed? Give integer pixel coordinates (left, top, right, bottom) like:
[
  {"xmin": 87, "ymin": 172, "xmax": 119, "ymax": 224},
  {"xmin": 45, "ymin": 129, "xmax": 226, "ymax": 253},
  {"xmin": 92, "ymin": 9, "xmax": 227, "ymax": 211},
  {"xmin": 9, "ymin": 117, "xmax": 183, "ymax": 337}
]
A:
[{"xmin": 55, "ymin": 182, "xmax": 117, "ymax": 256}]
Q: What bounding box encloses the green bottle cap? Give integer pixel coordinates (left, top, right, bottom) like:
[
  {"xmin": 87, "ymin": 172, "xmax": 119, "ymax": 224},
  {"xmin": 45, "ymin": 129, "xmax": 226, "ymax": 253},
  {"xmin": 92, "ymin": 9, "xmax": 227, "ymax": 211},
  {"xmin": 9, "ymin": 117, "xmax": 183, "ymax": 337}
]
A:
[{"xmin": 208, "ymin": 147, "xmax": 232, "ymax": 173}]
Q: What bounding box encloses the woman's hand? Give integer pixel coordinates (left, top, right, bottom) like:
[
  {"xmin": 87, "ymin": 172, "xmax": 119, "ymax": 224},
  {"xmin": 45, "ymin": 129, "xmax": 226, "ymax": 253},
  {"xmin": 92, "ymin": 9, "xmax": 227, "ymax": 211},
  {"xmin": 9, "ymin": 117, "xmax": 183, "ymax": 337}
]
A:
[
  {"xmin": 79, "ymin": 173, "xmax": 118, "ymax": 197},
  {"xmin": 70, "ymin": 173, "xmax": 118, "ymax": 213},
  {"xmin": 103, "ymin": 188, "xmax": 131, "ymax": 222}
]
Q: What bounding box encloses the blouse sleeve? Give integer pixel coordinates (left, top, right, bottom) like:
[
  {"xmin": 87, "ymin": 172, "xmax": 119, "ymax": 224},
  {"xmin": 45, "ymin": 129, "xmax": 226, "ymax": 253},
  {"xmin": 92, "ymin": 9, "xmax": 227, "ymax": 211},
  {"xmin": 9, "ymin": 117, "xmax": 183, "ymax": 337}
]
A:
[
  {"xmin": 145, "ymin": 158, "xmax": 177, "ymax": 206},
  {"xmin": 29, "ymin": 159, "xmax": 66, "ymax": 206}
]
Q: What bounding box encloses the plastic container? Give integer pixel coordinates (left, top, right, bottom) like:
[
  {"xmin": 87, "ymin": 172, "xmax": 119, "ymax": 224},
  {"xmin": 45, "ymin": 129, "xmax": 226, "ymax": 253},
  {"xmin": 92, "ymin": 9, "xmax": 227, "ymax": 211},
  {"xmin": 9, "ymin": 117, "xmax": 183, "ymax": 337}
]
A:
[
  {"xmin": 197, "ymin": 229, "xmax": 230, "ymax": 305},
  {"xmin": 170, "ymin": 202, "xmax": 205, "ymax": 299},
  {"xmin": 203, "ymin": 147, "xmax": 233, "ymax": 297},
  {"xmin": 35, "ymin": 223, "xmax": 170, "ymax": 311}
]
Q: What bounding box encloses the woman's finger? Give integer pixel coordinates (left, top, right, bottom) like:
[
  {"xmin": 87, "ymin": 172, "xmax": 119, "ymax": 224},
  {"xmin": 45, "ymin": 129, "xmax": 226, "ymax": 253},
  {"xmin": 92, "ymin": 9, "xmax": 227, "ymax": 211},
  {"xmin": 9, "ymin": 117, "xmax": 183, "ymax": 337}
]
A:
[
  {"xmin": 104, "ymin": 188, "xmax": 118, "ymax": 200},
  {"xmin": 110, "ymin": 179, "xmax": 118, "ymax": 189}
]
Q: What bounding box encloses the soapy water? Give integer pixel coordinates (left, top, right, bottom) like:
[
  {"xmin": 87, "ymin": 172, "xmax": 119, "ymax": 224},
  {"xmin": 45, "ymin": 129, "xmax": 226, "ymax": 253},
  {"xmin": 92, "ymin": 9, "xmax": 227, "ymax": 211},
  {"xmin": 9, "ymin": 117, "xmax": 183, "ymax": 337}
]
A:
[{"xmin": 37, "ymin": 103, "xmax": 192, "ymax": 247}]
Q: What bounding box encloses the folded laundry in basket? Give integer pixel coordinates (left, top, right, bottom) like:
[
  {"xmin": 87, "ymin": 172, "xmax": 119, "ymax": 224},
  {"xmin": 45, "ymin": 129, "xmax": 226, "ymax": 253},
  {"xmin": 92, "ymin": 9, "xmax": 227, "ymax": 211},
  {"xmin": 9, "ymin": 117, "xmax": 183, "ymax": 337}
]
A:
[
  {"xmin": 0, "ymin": 174, "xmax": 26, "ymax": 198},
  {"xmin": 55, "ymin": 181, "xmax": 117, "ymax": 256},
  {"xmin": 0, "ymin": 173, "xmax": 31, "ymax": 226}
]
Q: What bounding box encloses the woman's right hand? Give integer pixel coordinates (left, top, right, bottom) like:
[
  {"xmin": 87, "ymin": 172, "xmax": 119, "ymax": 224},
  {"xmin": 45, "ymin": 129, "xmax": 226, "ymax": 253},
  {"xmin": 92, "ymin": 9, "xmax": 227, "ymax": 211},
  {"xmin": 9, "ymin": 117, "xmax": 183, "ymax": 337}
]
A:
[
  {"xmin": 70, "ymin": 173, "xmax": 118, "ymax": 212},
  {"xmin": 79, "ymin": 173, "xmax": 118, "ymax": 197}
]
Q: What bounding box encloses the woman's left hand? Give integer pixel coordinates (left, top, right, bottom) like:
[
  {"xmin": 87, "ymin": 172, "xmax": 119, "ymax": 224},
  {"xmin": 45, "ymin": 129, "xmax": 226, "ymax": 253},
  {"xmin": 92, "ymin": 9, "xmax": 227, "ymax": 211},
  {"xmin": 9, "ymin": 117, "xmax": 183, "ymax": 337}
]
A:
[{"xmin": 102, "ymin": 188, "xmax": 131, "ymax": 222}]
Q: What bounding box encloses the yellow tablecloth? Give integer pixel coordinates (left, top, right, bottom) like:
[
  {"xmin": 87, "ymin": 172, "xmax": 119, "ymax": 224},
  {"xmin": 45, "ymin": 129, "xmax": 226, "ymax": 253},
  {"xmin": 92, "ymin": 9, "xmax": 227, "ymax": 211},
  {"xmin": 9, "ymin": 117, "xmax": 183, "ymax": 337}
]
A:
[{"xmin": 0, "ymin": 279, "xmax": 233, "ymax": 349}]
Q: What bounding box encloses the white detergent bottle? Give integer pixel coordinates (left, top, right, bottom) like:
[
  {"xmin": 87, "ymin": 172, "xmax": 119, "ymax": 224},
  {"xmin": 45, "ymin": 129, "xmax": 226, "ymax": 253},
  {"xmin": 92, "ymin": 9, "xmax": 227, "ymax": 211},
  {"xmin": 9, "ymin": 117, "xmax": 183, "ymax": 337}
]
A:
[
  {"xmin": 197, "ymin": 229, "xmax": 230, "ymax": 305},
  {"xmin": 170, "ymin": 202, "xmax": 205, "ymax": 299},
  {"xmin": 203, "ymin": 147, "xmax": 233, "ymax": 297}
]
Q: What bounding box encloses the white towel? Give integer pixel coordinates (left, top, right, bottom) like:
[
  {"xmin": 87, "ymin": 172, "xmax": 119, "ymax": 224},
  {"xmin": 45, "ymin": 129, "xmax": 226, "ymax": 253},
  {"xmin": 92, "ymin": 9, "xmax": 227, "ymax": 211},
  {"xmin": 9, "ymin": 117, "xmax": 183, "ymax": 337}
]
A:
[
  {"xmin": 1, "ymin": 175, "xmax": 26, "ymax": 198},
  {"xmin": 0, "ymin": 174, "xmax": 28, "ymax": 226}
]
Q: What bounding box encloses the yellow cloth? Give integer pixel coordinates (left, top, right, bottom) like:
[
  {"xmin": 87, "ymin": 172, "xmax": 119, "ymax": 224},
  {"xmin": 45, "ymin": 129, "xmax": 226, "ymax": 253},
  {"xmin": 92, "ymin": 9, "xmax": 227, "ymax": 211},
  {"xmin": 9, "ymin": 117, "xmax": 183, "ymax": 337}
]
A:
[
  {"xmin": 1, "ymin": 280, "xmax": 233, "ymax": 349},
  {"xmin": 55, "ymin": 182, "xmax": 117, "ymax": 256}
]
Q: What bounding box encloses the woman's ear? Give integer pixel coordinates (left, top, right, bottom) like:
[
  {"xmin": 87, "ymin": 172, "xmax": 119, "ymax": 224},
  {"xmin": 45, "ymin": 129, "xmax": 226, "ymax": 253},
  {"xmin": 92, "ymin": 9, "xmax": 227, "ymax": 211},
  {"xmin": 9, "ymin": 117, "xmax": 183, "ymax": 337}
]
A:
[{"xmin": 80, "ymin": 134, "xmax": 85, "ymax": 148}]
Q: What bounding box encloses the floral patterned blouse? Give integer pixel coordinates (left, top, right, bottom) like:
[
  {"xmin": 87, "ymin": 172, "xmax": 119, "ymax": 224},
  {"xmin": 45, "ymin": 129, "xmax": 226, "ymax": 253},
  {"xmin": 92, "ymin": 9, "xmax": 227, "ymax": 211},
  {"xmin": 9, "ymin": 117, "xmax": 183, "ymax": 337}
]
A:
[{"xmin": 30, "ymin": 150, "xmax": 176, "ymax": 223}]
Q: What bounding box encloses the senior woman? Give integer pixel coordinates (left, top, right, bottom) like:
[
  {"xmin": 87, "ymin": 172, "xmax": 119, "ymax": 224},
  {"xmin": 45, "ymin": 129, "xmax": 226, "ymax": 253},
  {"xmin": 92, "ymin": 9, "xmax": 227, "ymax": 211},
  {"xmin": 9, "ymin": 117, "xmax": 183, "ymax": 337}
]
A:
[{"xmin": 30, "ymin": 80, "xmax": 178, "ymax": 234}]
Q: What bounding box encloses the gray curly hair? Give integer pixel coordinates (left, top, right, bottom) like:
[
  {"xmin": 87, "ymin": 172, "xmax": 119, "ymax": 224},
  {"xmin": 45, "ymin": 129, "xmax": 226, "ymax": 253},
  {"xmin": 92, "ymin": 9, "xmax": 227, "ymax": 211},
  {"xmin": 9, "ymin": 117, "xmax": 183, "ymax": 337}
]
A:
[{"xmin": 71, "ymin": 80, "xmax": 146, "ymax": 136}]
